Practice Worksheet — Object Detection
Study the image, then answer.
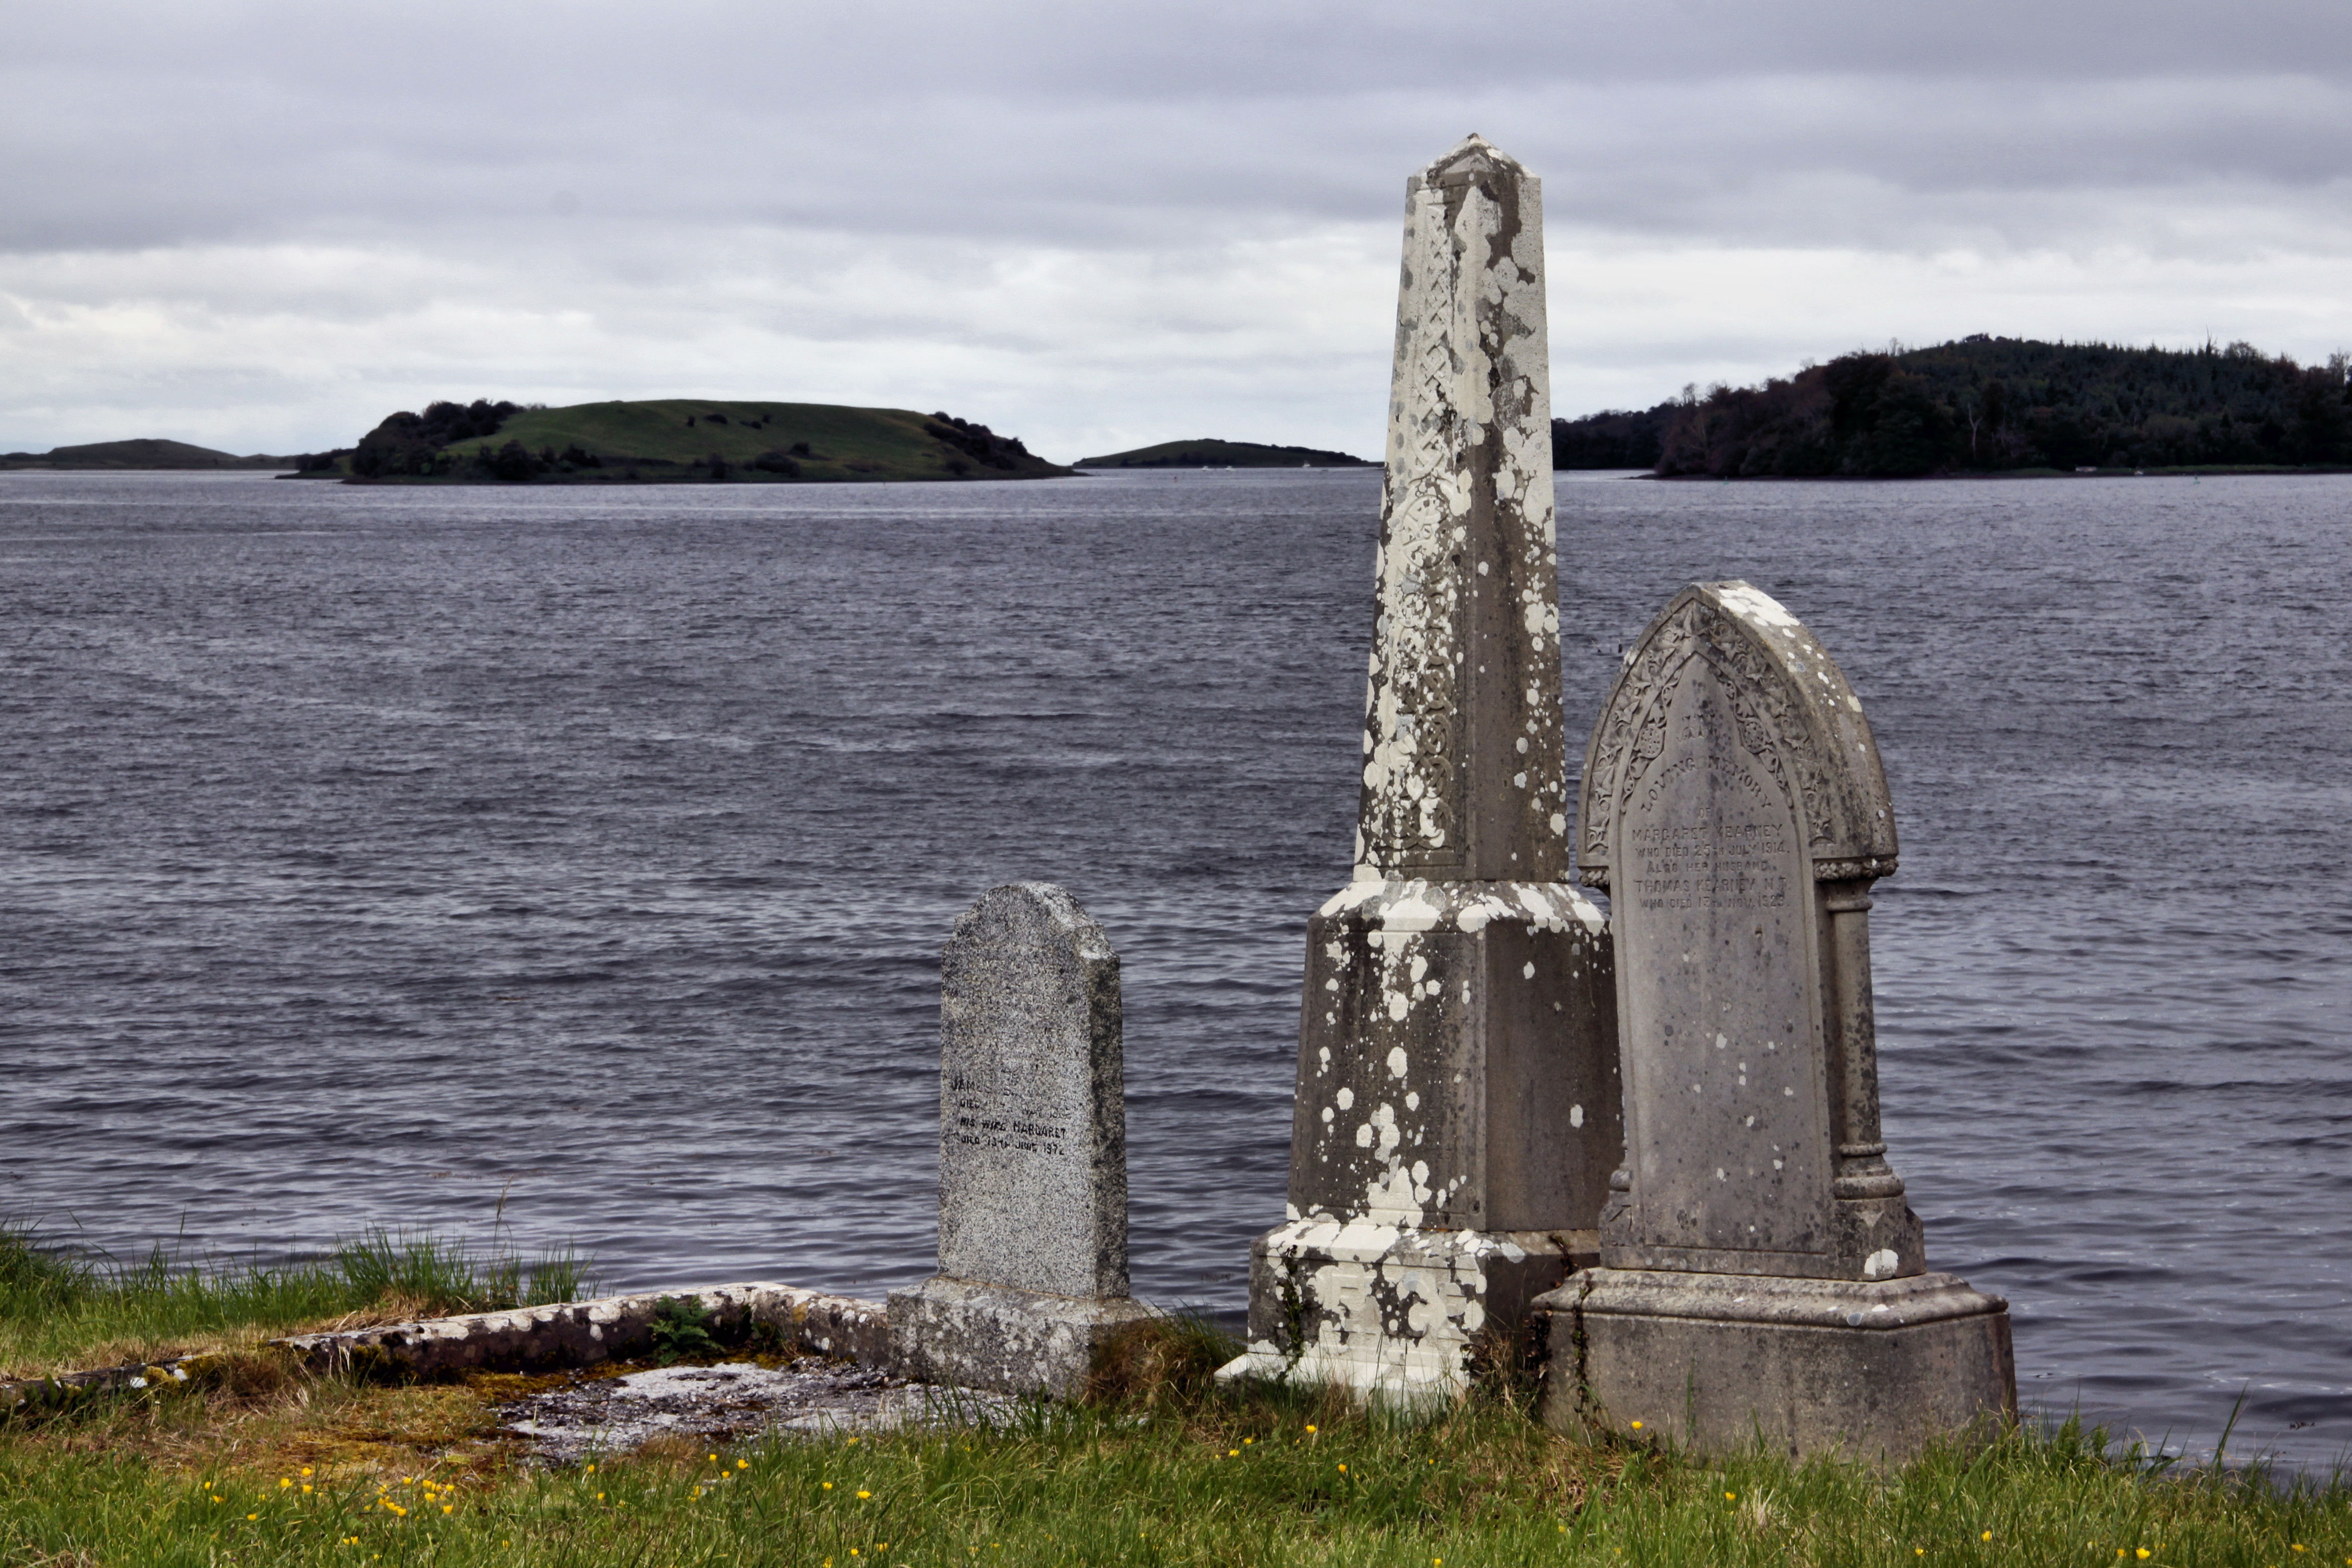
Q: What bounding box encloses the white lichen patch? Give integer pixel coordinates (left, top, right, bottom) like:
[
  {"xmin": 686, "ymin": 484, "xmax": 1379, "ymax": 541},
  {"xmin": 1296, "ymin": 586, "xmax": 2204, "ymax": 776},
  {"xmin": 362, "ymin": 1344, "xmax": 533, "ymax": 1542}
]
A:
[
  {"xmin": 1711, "ymin": 580, "xmax": 1800, "ymax": 632},
  {"xmin": 1217, "ymin": 1219, "xmax": 1527, "ymax": 1402},
  {"xmin": 1355, "ymin": 135, "xmax": 1563, "ymax": 883}
]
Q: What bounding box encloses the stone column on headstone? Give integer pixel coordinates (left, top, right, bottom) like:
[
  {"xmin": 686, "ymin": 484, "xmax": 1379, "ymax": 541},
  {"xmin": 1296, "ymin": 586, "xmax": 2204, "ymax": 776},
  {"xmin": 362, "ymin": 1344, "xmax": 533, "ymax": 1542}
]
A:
[
  {"xmin": 1535, "ymin": 581, "xmax": 2015, "ymax": 1462},
  {"xmin": 888, "ymin": 884, "xmax": 1153, "ymax": 1398},
  {"xmin": 1216, "ymin": 134, "xmax": 1621, "ymax": 1403}
]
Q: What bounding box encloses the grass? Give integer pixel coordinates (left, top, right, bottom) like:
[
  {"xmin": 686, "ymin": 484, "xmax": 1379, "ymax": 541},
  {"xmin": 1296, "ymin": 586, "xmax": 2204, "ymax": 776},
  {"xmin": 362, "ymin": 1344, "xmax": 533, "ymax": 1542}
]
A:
[
  {"xmin": 0, "ymin": 1222, "xmax": 591, "ymax": 1377},
  {"xmin": 3, "ymin": 1269, "xmax": 2346, "ymax": 1568}
]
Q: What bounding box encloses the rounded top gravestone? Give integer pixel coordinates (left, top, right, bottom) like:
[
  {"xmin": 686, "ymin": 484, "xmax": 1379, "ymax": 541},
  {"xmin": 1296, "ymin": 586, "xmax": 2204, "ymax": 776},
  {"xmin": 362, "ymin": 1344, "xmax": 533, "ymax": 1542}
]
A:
[
  {"xmin": 1578, "ymin": 581, "xmax": 1921, "ymax": 1281},
  {"xmin": 1578, "ymin": 580, "xmax": 1899, "ymax": 890}
]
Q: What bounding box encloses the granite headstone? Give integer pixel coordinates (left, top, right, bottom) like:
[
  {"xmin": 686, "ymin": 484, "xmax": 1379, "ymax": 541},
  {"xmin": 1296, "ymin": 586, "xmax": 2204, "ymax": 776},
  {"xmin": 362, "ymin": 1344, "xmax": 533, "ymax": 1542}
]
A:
[{"xmin": 888, "ymin": 884, "xmax": 1152, "ymax": 1397}]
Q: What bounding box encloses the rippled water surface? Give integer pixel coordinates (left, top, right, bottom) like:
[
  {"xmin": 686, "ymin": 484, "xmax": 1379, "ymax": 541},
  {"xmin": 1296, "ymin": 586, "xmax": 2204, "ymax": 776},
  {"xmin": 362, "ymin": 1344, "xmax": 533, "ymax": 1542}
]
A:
[{"xmin": 3, "ymin": 468, "xmax": 2346, "ymax": 1465}]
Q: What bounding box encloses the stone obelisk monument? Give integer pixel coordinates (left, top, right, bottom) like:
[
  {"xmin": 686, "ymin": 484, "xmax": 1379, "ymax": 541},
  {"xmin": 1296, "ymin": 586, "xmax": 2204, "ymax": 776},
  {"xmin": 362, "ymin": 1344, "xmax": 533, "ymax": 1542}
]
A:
[
  {"xmin": 1219, "ymin": 135, "xmax": 1620, "ymax": 1402},
  {"xmin": 1536, "ymin": 581, "xmax": 2013, "ymax": 1461}
]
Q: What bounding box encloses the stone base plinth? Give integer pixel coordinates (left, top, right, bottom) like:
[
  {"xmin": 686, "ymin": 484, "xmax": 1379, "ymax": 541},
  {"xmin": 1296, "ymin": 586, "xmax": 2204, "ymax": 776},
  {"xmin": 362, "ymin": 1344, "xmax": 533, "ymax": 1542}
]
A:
[
  {"xmin": 887, "ymin": 1276, "xmax": 1155, "ymax": 1400},
  {"xmin": 1216, "ymin": 1218, "xmax": 1592, "ymax": 1405},
  {"xmin": 1535, "ymin": 1268, "xmax": 2014, "ymax": 1464}
]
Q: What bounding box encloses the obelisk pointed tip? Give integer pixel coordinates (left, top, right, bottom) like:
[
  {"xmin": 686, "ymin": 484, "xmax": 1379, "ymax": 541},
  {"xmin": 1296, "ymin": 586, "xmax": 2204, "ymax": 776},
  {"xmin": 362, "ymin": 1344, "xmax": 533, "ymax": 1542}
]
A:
[{"xmin": 1419, "ymin": 132, "xmax": 1528, "ymax": 183}]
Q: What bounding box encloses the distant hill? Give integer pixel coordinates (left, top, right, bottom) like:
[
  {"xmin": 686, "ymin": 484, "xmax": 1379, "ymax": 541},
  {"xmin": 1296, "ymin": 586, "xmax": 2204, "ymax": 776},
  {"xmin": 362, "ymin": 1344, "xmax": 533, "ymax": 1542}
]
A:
[
  {"xmin": 1076, "ymin": 438, "xmax": 1372, "ymax": 468},
  {"xmin": 1552, "ymin": 336, "xmax": 2352, "ymax": 477},
  {"xmin": 0, "ymin": 439, "xmax": 294, "ymax": 470},
  {"xmin": 307, "ymin": 398, "xmax": 1070, "ymax": 484}
]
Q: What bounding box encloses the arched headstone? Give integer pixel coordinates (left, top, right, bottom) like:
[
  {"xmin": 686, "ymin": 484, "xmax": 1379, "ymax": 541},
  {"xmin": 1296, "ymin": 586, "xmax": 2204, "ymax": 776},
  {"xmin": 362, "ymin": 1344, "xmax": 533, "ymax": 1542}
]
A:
[{"xmin": 1538, "ymin": 582, "xmax": 2013, "ymax": 1462}]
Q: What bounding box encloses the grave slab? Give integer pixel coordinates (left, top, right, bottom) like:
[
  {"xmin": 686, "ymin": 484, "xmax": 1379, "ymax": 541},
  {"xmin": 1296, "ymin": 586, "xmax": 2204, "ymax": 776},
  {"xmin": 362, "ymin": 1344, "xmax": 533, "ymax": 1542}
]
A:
[
  {"xmin": 1537, "ymin": 580, "xmax": 2013, "ymax": 1461},
  {"xmin": 888, "ymin": 884, "xmax": 1152, "ymax": 1398}
]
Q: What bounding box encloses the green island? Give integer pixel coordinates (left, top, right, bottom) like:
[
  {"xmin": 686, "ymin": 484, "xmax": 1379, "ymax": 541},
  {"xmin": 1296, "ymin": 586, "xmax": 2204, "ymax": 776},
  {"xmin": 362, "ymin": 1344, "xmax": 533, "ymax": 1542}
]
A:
[
  {"xmin": 1553, "ymin": 336, "xmax": 2352, "ymax": 477},
  {"xmin": 6, "ymin": 1226, "xmax": 2345, "ymax": 1568},
  {"xmin": 293, "ymin": 399, "xmax": 1072, "ymax": 484},
  {"xmin": 0, "ymin": 438, "xmax": 295, "ymax": 470},
  {"xmin": 1075, "ymin": 438, "xmax": 1372, "ymax": 468}
]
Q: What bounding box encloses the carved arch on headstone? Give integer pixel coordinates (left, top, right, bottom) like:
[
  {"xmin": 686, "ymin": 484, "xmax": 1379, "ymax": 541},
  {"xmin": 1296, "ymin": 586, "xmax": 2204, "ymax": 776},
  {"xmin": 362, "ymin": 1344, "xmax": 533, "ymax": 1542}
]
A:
[{"xmin": 1577, "ymin": 581, "xmax": 1898, "ymax": 887}]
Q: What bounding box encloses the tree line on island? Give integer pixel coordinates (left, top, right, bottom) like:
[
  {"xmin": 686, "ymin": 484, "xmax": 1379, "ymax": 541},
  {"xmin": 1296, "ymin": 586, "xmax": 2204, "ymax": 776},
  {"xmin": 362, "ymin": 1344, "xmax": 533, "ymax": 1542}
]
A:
[{"xmin": 1552, "ymin": 336, "xmax": 2352, "ymax": 476}]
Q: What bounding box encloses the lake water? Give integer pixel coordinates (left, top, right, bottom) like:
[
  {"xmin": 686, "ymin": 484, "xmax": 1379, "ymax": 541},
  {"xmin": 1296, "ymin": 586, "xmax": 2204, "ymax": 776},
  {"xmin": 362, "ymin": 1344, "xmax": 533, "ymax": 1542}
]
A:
[{"xmin": 2, "ymin": 467, "xmax": 2346, "ymax": 1468}]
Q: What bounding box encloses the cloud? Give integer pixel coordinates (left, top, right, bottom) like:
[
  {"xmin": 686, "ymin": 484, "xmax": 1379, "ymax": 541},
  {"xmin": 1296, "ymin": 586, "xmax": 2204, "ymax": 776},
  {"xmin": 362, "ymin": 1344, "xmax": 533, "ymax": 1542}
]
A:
[{"xmin": 4, "ymin": 0, "xmax": 2349, "ymax": 452}]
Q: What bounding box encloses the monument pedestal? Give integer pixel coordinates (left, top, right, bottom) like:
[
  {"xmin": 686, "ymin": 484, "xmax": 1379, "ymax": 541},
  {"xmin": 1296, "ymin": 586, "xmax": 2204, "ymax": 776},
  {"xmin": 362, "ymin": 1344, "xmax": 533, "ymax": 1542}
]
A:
[
  {"xmin": 1537, "ymin": 1269, "xmax": 2014, "ymax": 1463},
  {"xmin": 888, "ymin": 1277, "xmax": 1155, "ymax": 1400},
  {"xmin": 1221, "ymin": 1220, "xmax": 1587, "ymax": 1402}
]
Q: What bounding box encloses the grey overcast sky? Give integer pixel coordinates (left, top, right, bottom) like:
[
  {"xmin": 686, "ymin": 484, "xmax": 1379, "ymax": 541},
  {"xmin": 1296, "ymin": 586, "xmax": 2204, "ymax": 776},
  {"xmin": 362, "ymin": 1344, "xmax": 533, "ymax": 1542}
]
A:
[{"xmin": 5, "ymin": 0, "xmax": 2349, "ymax": 458}]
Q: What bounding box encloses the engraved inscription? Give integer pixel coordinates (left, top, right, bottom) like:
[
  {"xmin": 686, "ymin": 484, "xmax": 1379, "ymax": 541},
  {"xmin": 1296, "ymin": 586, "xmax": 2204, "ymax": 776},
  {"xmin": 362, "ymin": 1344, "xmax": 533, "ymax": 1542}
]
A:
[
  {"xmin": 1613, "ymin": 664, "xmax": 1830, "ymax": 1257},
  {"xmin": 946, "ymin": 1069, "xmax": 1072, "ymax": 1158}
]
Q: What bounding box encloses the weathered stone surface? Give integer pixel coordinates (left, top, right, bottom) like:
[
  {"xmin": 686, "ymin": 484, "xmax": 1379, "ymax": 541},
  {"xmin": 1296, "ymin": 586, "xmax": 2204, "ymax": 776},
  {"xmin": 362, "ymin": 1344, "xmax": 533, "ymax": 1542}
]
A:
[
  {"xmin": 889, "ymin": 884, "xmax": 1152, "ymax": 1398},
  {"xmin": 936, "ymin": 883, "xmax": 1128, "ymax": 1299},
  {"xmin": 888, "ymin": 1276, "xmax": 1152, "ymax": 1401},
  {"xmin": 497, "ymin": 1359, "xmax": 1018, "ymax": 1461},
  {"xmin": 1538, "ymin": 1270, "xmax": 2015, "ymax": 1463},
  {"xmin": 2, "ymin": 1283, "xmax": 886, "ymax": 1416},
  {"xmin": 1225, "ymin": 136, "xmax": 1621, "ymax": 1403},
  {"xmin": 1578, "ymin": 580, "xmax": 1914, "ymax": 1280},
  {"xmin": 274, "ymin": 1282, "xmax": 890, "ymax": 1377},
  {"xmin": 1543, "ymin": 579, "xmax": 2014, "ymax": 1459}
]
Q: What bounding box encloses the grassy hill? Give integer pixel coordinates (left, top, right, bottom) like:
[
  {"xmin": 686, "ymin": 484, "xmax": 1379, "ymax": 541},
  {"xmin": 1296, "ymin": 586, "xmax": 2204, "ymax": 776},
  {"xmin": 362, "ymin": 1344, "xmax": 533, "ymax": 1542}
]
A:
[
  {"xmin": 1076, "ymin": 438, "xmax": 1372, "ymax": 468},
  {"xmin": 0, "ymin": 439, "xmax": 293, "ymax": 470},
  {"xmin": 1554, "ymin": 335, "xmax": 2352, "ymax": 476},
  {"xmin": 324, "ymin": 399, "xmax": 1070, "ymax": 484}
]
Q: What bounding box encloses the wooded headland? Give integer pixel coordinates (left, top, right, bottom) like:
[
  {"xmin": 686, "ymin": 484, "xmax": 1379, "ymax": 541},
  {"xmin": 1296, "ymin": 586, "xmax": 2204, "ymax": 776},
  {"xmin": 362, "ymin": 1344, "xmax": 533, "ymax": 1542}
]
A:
[{"xmin": 1552, "ymin": 336, "xmax": 2352, "ymax": 477}]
